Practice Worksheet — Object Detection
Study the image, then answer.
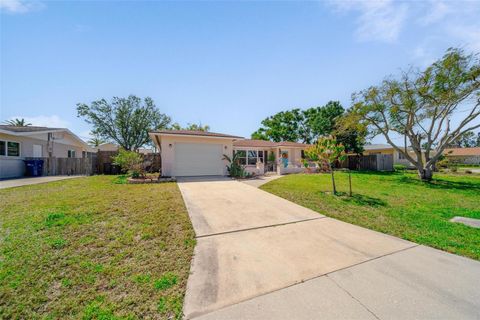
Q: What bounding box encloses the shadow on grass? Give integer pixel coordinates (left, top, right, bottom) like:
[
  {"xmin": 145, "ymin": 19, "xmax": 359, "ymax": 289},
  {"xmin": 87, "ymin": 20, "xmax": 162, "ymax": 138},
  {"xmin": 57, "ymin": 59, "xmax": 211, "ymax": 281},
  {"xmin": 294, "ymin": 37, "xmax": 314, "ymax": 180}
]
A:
[
  {"xmin": 397, "ymin": 175, "xmax": 480, "ymax": 191},
  {"xmin": 337, "ymin": 192, "xmax": 388, "ymax": 207}
]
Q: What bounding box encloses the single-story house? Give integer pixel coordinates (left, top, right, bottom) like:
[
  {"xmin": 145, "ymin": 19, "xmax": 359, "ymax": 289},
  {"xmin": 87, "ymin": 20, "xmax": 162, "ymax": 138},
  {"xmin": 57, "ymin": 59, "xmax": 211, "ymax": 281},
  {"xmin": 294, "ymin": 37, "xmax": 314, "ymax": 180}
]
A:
[
  {"xmin": 443, "ymin": 147, "xmax": 480, "ymax": 165},
  {"xmin": 0, "ymin": 125, "xmax": 93, "ymax": 179},
  {"xmin": 149, "ymin": 130, "xmax": 310, "ymax": 177},
  {"xmin": 232, "ymin": 139, "xmax": 310, "ymax": 175},
  {"xmin": 362, "ymin": 144, "xmax": 430, "ymax": 168},
  {"xmin": 97, "ymin": 142, "xmax": 119, "ymax": 152}
]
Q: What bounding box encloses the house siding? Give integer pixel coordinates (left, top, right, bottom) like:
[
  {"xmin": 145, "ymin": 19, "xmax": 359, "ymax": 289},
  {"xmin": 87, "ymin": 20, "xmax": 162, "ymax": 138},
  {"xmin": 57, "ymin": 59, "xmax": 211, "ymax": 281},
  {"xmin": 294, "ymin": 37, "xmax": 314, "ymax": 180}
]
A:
[{"xmin": 0, "ymin": 132, "xmax": 86, "ymax": 179}]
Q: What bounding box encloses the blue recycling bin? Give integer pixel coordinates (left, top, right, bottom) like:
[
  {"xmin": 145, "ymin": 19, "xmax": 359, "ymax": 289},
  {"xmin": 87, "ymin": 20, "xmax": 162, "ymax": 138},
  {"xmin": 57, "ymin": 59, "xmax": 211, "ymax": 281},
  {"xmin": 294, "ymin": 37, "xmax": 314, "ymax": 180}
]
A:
[{"xmin": 24, "ymin": 159, "xmax": 44, "ymax": 177}]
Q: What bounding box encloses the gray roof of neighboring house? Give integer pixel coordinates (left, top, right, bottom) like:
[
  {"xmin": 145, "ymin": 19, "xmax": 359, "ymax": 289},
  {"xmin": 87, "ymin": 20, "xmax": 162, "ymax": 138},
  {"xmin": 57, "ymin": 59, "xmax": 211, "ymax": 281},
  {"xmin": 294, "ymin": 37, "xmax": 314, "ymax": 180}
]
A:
[
  {"xmin": 151, "ymin": 130, "xmax": 244, "ymax": 139},
  {"xmin": 0, "ymin": 125, "xmax": 64, "ymax": 133}
]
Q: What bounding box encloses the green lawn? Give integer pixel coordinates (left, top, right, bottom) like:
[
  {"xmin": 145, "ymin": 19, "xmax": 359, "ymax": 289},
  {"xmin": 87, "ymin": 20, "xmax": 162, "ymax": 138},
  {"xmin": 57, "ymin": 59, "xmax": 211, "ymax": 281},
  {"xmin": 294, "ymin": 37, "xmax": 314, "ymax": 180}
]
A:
[
  {"xmin": 261, "ymin": 171, "xmax": 480, "ymax": 260},
  {"xmin": 0, "ymin": 176, "xmax": 195, "ymax": 319}
]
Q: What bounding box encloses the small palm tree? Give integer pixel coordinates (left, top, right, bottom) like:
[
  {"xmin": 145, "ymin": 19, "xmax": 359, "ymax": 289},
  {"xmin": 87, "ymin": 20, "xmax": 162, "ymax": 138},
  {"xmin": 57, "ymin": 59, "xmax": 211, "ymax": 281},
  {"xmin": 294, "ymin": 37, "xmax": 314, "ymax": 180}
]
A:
[
  {"xmin": 87, "ymin": 134, "xmax": 106, "ymax": 147},
  {"xmin": 3, "ymin": 118, "xmax": 32, "ymax": 126}
]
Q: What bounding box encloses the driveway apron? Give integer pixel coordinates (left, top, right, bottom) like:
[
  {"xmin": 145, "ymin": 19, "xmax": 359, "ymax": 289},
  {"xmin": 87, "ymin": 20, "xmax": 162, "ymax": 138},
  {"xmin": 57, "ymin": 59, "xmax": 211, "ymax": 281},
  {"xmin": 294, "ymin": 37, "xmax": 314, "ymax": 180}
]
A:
[{"xmin": 178, "ymin": 179, "xmax": 480, "ymax": 319}]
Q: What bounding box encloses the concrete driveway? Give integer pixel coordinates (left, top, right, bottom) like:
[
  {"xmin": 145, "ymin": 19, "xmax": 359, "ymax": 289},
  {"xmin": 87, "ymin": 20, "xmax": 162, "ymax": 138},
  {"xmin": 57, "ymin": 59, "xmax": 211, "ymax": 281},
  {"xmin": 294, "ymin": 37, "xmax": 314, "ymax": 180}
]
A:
[
  {"xmin": 178, "ymin": 179, "xmax": 480, "ymax": 319},
  {"xmin": 0, "ymin": 175, "xmax": 83, "ymax": 189}
]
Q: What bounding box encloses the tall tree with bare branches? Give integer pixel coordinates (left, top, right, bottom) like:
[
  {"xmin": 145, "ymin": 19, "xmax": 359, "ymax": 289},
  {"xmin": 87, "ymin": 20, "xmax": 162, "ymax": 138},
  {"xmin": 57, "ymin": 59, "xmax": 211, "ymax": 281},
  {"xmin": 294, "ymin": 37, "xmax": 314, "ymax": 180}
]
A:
[{"xmin": 349, "ymin": 48, "xmax": 480, "ymax": 181}]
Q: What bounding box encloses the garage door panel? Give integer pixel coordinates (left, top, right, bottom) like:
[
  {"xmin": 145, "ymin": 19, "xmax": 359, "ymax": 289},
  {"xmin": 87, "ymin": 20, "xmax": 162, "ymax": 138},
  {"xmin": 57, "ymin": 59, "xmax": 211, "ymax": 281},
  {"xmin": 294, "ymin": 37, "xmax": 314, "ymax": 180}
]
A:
[{"xmin": 174, "ymin": 143, "xmax": 224, "ymax": 176}]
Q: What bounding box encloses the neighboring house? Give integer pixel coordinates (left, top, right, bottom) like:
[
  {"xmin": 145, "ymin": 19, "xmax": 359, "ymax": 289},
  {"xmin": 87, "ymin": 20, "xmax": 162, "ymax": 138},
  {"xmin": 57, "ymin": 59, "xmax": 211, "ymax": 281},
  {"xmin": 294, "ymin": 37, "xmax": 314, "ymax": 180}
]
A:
[
  {"xmin": 97, "ymin": 142, "xmax": 119, "ymax": 152},
  {"xmin": 0, "ymin": 125, "xmax": 93, "ymax": 179},
  {"xmin": 149, "ymin": 130, "xmax": 310, "ymax": 177},
  {"xmin": 362, "ymin": 144, "xmax": 430, "ymax": 168},
  {"xmin": 443, "ymin": 147, "xmax": 480, "ymax": 165}
]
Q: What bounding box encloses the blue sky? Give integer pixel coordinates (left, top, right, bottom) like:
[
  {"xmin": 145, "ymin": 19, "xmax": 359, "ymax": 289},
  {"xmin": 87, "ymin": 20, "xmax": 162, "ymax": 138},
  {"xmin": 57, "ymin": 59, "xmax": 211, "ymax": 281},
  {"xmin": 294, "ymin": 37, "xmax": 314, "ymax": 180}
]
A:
[{"xmin": 1, "ymin": 0, "xmax": 479, "ymax": 143}]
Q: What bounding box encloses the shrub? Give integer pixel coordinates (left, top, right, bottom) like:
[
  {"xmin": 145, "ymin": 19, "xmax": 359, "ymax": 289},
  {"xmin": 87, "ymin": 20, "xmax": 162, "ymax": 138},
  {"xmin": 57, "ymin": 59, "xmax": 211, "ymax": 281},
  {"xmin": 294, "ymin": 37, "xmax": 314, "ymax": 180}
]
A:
[
  {"xmin": 112, "ymin": 149, "xmax": 144, "ymax": 178},
  {"xmin": 223, "ymin": 153, "xmax": 251, "ymax": 178},
  {"xmin": 436, "ymin": 158, "xmax": 449, "ymax": 169},
  {"xmin": 394, "ymin": 164, "xmax": 407, "ymax": 171}
]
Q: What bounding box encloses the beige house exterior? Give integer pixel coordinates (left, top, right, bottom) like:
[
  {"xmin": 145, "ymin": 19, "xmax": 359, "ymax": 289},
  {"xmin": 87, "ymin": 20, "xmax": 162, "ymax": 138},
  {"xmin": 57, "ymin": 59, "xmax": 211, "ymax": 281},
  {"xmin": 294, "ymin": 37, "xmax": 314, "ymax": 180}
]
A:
[
  {"xmin": 232, "ymin": 139, "xmax": 309, "ymax": 175},
  {"xmin": 0, "ymin": 125, "xmax": 93, "ymax": 179},
  {"xmin": 149, "ymin": 130, "xmax": 310, "ymax": 177},
  {"xmin": 149, "ymin": 130, "xmax": 241, "ymax": 177},
  {"xmin": 362, "ymin": 144, "xmax": 429, "ymax": 168}
]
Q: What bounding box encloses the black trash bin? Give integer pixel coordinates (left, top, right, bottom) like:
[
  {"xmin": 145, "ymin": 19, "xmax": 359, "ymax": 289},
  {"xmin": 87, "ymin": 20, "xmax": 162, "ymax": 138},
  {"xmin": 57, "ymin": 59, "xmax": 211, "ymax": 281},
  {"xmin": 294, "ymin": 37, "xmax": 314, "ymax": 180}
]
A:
[{"xmin": 24, "ymin": 159, "xmax": 44, "ymax": 177}]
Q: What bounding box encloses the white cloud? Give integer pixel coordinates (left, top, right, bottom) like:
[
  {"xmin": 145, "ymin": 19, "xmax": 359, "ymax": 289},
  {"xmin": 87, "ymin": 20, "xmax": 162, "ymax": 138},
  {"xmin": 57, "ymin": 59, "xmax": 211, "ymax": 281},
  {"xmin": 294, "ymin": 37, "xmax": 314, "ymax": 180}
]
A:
[
  {"xmin": 448, "ymin": 24, "xmax": 480, "ymax": 52},
  {"xmin": 418, "ymin": 0, "xmax": 451, "ymax": 26},
  {"xmin": 0, "ymin": 0, "xmax": 43, "ymax": 14},
  {"xmin": 8, "ymin": 115, "xmax": 70, "ymax": 128},
  {"xmin": 328, "ymin": 0, "xmax": 408, "ymax": 43}
]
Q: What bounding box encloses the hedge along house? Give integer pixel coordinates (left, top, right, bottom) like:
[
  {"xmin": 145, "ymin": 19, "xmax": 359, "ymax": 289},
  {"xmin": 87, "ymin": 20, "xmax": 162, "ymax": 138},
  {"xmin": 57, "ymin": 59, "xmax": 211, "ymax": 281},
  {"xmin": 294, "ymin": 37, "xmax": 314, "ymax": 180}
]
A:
[
  {"xmin": 149, "ymin": 130, "xmax": 310, "ymax": 177},
  {"xmin": 0, "ymin": 125, "xmax": 93, "ymax": 179}
]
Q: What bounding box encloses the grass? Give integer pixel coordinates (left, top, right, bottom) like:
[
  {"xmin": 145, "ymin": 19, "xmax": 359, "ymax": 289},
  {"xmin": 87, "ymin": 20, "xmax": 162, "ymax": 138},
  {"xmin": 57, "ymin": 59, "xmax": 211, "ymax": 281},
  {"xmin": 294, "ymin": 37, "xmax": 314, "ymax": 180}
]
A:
[
  {"xmin": 0, "ymin": 176, "xmax": 195, "ymax": 319},
  {"xmin": 261, "ymin": 171, "xmax": 480, "ymax": 261}
]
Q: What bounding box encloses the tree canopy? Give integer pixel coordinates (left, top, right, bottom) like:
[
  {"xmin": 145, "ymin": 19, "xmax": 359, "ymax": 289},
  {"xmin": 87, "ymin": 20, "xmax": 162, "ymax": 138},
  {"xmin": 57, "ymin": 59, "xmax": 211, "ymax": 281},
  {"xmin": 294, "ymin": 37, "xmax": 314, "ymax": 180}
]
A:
[
  {"xmin": 251, "ymin": 101, "xmax": 365, "ymax": 153},
  {"xmin": 446, "ymin": 131, "xmax": 480, "ymax": 148},
  {"xmin": 77, "ymin": 95, "xmax": 171, "ymax": 151},
  {"xmin": 170, "ymin": 122, "xmax": 210, "ymax": 131},
  {"xmin": 348, "ymin": 48, "xmax": 480, "ymax": 180}
]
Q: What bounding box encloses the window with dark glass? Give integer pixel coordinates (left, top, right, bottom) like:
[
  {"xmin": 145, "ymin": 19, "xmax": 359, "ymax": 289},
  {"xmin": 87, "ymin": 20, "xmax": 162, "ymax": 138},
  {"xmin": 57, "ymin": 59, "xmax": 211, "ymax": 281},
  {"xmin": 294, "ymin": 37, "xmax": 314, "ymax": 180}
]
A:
[
  {"xmin": 7, "ymin": 142, "xmax": 20, "ymax": 157},
  {"xmin": 258, "ymin": 151, "xmax": 264, "ymax": 163},
  {"xmin": 247, "ymin": 150, "xmax": 257, "ymax": 165},
  {"xmin": 236, "ymin": 150, "xmax": 246, "ymax": 165},
  {"xmin": 67, "ymin": 150, "xmax": 76, "ymax": 158},
  {"xmin": 0, "ymin": 141, "xmax": 5, "ymax": 156}
]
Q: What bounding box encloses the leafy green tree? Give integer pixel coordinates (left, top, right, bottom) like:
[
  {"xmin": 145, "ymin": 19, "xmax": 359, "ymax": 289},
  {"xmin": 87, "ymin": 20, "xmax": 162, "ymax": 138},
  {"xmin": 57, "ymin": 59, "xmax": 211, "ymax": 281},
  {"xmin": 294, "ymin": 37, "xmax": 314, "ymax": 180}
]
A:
[
  {"xmin": 251, "ymin": 101, "xmax": 366, "ymax": 152},
  {"xmin": 308, "ymin": 101, "xmax": 344, "ymax": 136},
  {"xmin": 304, "ymin": 136, "xmax": 347, "ymax": 195},
  {"xmin": 3, "ymin": 118, "xmax": 32, "ymax": 126},
  {"xmin": 170, "ymin": 122, "xmax": 210, "ymax": 131},
  {"xmin": 77, "ymin": 95, "xmax": 170, "ymax": 151},
  {"xmin": 447, "ymin": 131, "xmax": 480, "ymax": 148},
  {"xmin": 251, "ymin": 109, "xmax": 305, "ymax": 142},
  {"xmin": 349, "ymin": 48, "xmax": 480, "ymax": 181}
]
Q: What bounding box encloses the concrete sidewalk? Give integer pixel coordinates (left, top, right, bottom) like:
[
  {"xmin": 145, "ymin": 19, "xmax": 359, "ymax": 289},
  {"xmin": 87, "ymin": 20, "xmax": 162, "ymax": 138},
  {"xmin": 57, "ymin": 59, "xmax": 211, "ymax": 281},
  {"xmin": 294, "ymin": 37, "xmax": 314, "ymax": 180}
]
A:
[
  {"xmin": 178, "ymin": 179, "xmax": 480, "ymax": 319},
  {"xmin": 0, "ymin": 176, "xmax": 83, "ymax": 189}
]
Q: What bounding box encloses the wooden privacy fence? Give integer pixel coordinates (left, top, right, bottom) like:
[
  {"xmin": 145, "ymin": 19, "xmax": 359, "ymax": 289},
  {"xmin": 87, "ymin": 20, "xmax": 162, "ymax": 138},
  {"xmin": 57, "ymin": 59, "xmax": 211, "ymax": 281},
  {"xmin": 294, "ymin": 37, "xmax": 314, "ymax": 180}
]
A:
[
  {"xmin": 340, "ymin": 154, "xmax": 394, "ymax": 171},
  {"xmin": 96, "ymin": 151, "xmax": 161, "ymax": 174},
  {"xmin": 25, "ymin": 157, "xmax": 95, "ymax": 176}
]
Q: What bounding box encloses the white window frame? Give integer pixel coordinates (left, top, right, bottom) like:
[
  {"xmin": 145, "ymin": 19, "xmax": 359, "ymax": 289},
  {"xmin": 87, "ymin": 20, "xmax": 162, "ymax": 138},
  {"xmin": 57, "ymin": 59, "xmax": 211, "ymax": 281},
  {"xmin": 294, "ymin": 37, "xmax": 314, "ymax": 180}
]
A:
[
  {"xmin": 67, "ymin": 149, "xmax": 76, "ymax": 158},
  {"xmin": 234, "ymin": 148, "xmax": 265, "ymax": 166},
  {"xmin": 0, "ymin": 140, "xmax": 21, "ymax": 157}
]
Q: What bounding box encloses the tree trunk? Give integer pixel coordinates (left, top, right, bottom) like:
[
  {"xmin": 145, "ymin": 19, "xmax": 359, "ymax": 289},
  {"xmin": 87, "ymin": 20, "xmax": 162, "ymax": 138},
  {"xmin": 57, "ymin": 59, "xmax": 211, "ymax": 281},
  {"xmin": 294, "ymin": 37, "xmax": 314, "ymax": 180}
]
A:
[
  {"xmin": 330, "ymin": 165, "xmax": 337, "ymax": 195},
  {"xmin": 418, "ymin": 167, "xmax": 433, "ymax": 181}
]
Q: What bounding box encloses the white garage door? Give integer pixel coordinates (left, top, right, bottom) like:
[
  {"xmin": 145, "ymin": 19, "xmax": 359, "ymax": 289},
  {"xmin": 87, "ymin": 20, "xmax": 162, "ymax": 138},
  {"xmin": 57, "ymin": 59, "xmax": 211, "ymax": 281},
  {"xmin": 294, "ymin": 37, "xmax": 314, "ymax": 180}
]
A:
[{"xmin": 174, "ymin": 143, "xmax": 224, "ymax": 176}]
